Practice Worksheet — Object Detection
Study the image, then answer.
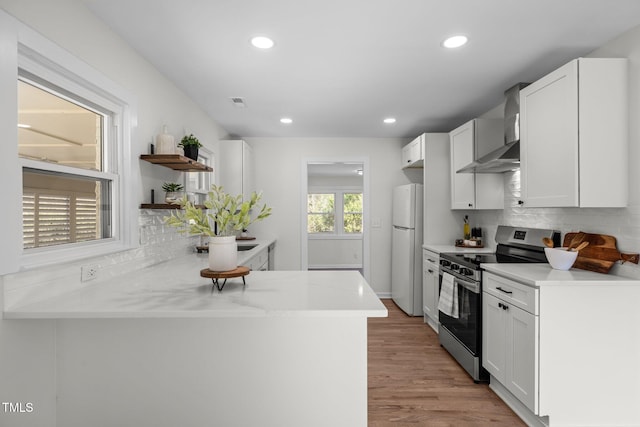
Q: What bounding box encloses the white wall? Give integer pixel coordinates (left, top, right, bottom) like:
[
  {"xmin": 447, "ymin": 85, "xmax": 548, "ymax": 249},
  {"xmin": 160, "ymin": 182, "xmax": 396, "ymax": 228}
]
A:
[
  {"xmin": 470, "ymin": 24, "xmax": 640, "ymax": 279},
  {"xmin": 246, "ymin": 137, "xmax": 415, "ymax": 294},
  {"xmin": 0, "ymin": 2, "xmax": 227, "ymax": 425}
]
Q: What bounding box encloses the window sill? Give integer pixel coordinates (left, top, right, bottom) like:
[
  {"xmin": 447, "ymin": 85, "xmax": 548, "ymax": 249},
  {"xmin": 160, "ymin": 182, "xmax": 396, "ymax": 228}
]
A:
[{"xmin": 308, "ymin": 234, "xmax": 363, "ymax": 240}]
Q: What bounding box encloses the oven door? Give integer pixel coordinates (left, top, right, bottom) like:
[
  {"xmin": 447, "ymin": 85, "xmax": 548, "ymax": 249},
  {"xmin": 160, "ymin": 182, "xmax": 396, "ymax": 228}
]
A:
[{"xmin": 438, "ymin": 271, "xmax": 481, "ymax": 356}]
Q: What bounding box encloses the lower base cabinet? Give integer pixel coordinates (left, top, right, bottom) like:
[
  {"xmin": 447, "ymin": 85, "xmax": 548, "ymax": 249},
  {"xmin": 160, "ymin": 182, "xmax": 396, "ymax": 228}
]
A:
[
  {"xmin": 483, "ymin": 291, "xmax": 537, "ymax": 412},
  {"xmin": 246, "ymin": 247, "xmax": 269, "ymax": 271},
  {"xmin": 482, "ymin": 268, "xmax": 640, "ymax": 427},
  {"xmin": 422, "ymin": 249, "xmax": 439, "ymax": 331}
]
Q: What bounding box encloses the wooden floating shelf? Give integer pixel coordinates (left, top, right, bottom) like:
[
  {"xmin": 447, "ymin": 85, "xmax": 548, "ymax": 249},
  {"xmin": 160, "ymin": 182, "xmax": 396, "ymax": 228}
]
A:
[
  {"xmin": 140, "ymin": 203, "xmax": 207, "ymax": 210},
  {"xmin": 140, "ymin": 154, "xmax": 213, "ymax": 172}
]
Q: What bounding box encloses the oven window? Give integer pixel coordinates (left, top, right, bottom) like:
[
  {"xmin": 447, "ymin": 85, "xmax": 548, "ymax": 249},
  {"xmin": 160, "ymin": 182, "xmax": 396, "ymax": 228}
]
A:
[{"xmin": 439, "ymin": 274, "xmax": 481, "ymax": 355}]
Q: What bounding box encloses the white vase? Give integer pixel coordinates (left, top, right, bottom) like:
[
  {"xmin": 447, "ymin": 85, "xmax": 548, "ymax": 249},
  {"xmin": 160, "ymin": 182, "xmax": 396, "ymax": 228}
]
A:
[
  {"xmin": 155, "ymin": 125, "xmax": 175, "ymax": 154},
  {"xmin": 208, "ymin": 236, "xmax": 237, "ymax": 271}
]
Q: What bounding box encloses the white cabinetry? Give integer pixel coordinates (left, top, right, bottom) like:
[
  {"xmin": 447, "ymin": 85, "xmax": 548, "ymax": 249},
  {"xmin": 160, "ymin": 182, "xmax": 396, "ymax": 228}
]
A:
[
  {"xmin": 245, "ymin": 246, "xmax": 269, "ymax": 271},
  {"xmin": 482, "ymin": 265, "xmax": 640, "ymax": 426},
  {"xmin": 520, "ymin": 57, "xmax": 628, "ymax": 207},
  {"xmin": 423, "ymin": 133, "xmax": 461, "ymax": 244},
  {"xmin": 402, "ymin": 134, "xmax": 424, "ymax": 168},
  {"xmin": 450, "ymin": 119, "xmax": 504, "ymax": 210},
  {"xmin": 219, "ymin": 140, "xmax": 255, "ymax": 201},
  {"xmin": 422, "ymin": 249, "xmax": 439, "ymax": 332},
  {"xmin": 483, "ymin": 272, "xmax": 538, "ymax": 413}
]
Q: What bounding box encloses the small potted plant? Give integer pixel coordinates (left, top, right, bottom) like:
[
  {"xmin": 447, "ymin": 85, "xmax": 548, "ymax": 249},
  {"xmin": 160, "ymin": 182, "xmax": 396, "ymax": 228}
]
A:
[
  {"xmin": 162, "ymin": 182, "xmax": 184, "ymax": 203},
  {"xmin": 178, "ymin": 133, "xmax": 203, "ymax": 161},
  {"xmin": 165, "ymin": 185, "xmax": 271, "ymax": 272}
]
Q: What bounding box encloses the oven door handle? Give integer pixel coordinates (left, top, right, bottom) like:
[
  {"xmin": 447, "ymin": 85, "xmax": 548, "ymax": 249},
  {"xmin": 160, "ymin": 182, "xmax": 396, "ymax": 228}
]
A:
[{"xmin": 453, "ymin": 276, "xmax": 480, "ymax": 294}]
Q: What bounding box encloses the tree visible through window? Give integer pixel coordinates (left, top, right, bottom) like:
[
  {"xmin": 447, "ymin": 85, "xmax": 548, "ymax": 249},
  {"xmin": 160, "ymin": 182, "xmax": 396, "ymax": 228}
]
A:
[
  {"xmin": 343, "ymin": 193, "xmax": 363, "ymax": 233},
  {"xmin": 307, "ymin": 193, "xmax": 335, "ymax": 233},
  {"xmin": 308, "ymin": 191, "xmax": 362, "ymax": 235}
]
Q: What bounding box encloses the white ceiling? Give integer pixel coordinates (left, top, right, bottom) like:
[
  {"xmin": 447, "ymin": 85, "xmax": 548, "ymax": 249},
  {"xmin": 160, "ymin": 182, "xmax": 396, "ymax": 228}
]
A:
[{"xmin": 84, "ymin": 0, "xmax": 640, "ymax": 139}]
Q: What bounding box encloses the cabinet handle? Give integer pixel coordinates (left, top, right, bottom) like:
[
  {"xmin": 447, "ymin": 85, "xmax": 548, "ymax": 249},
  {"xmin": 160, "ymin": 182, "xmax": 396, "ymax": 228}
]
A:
[
  {"xmin": 427, "ymin": 258, "xmax": 435, "ymax": 263},
  {"xmin": 518, "ymin": 200, "xmax": 524, "ymax": 205},
  {"xmin": 468, "ymin": 203, "xmax": 473, "ymax": 207},
  {"xmin": 496, "ymin": 286, "xmax": 513, "ymax": 295},
  {"xmin": 498, "ymin": 302, "xmax": 509, "ymax": 310},
  {"xmin": 428, "ymin": 269, "xmax": 434, "ymax": 273}
]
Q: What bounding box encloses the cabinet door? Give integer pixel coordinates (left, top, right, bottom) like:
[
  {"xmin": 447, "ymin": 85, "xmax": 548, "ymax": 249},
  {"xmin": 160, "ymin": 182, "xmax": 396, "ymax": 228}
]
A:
[
  {"xmin": 242, "ymin": 142, "xmax": 255, "ymax": 201},
  {"xmin": 507, "ymin": 305, "xmax": 538, "ymax": 413},
  {"xmin": 450, "ymin": 122, "xmax": 475, "ymax": 209},
  {"xmin": 220, "ymin": 140, "xmax": 256, "ymax": 202},
  {"xmin": 520, "ymin": 60, "xmax": 579, "ymax": 207},
  {"xmin": 402, "ymin": 136, "xmax": 423, "ymax": 168},
  {"xmin": 482, "ymin": 292, "xmax": 506, "ymax": 383},
  {"xmin": 422, "ymin": 257, "xmax": 438, "ymax": 321}
]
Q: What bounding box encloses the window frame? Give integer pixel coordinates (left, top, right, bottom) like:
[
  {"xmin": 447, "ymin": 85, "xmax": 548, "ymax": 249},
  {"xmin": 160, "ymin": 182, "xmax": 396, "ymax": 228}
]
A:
[
  {"xmin": 307, "ymin": 186, "xmax": 363, "ymax": 239},
  {"xmin": 0, "ymin": 16, "xmax": 138, "ymax": 273}
]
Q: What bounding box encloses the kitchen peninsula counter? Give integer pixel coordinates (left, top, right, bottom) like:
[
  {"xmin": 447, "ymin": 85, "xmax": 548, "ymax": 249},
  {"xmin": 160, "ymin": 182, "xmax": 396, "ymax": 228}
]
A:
[
  {"xmin": 4, "ymin": 254, "xmax": 386, "ymax": 427},
  {"xmin": 4, "ymin": 253, "xmax": 386, "ymax": 319}
]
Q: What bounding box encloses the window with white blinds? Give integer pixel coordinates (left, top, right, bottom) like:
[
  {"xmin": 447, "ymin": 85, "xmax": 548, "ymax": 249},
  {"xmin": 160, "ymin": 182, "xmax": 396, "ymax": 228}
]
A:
[
  {"xmin": 18, "ymin": 75, "xmax": 115, "ymax": 251},
  {"xmin": 22, "ymin": 189, "xmax": 99, "ymax": 249},
  {"xmin": 1, "ymin": 19, "xmax": 133, "ymax": 271}
]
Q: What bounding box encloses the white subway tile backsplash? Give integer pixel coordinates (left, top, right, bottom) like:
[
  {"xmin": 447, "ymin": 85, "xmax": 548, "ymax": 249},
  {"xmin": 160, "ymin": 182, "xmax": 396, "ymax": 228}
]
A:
[{"xmin": 473, "ymin": 171, "xmax": 640, "ymax": 279}]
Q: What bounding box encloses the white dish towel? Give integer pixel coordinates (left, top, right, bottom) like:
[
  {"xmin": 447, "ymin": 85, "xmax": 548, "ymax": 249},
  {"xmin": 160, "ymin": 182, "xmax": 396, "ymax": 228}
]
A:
[{"xmin": 438, "ymin": 272, "xmax": 459, "ymax": 319}]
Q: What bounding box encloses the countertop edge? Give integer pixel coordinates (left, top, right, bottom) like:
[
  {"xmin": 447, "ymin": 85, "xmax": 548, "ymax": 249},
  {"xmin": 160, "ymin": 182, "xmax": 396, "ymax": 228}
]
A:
[{"xmin": 3, "ymin": 308, "xmax": 389, "ymax": 320}]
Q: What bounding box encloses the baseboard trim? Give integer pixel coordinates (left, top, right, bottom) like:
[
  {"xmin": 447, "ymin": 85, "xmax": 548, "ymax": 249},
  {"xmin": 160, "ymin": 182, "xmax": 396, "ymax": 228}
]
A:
[{"xmin": 489, "ymin": 376, "xmax": 549, "ymax": 427}]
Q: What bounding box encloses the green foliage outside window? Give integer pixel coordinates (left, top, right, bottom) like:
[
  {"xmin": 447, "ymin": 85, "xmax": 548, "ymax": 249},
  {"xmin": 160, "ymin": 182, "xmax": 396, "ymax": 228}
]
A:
[
  {"xmin": 307, "ymin": 192, "xmax": 363, "ymax": 234},
  {"xmin": 343, "ymin": 193, "xmax": 363, "ymax": 233},
  {"xmin": 308, "ymin": 193, "xmax": 335, "ymax": 233}
]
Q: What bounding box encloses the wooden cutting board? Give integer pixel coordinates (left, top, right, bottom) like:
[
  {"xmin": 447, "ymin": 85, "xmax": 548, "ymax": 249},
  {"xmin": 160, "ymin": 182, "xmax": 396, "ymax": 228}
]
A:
[{"xmin": 561, "ymin": 232, "xmax": 639, "ymax": 273}]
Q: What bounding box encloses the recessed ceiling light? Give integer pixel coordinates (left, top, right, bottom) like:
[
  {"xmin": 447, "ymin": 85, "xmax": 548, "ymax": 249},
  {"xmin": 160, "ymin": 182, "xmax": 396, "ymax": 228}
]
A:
[
  {"xmin": 251, "ymin": 36, "xmax": 275, "ymax": 49},
  {"xmin": 442, "ymin": 35, "xmax": 468, "ymax": 49},
  {"xmin": 383, "ymin": 118, "xmax": 396, "ymax": 124},
  {"xmin": 280, "ymin": 117, "xmax": 293, "ymax": 124}
]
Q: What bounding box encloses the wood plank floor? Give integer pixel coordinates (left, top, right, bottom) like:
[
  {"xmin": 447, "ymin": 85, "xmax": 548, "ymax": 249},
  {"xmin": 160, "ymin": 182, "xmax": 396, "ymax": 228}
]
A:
[{"xmin": 368, "ymin": 299, "xmax": 526, "ymax": 426}]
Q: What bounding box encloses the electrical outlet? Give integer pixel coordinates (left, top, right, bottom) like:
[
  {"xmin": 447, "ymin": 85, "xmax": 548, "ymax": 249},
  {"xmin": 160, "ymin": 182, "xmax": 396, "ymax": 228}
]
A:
[{"xmin": 81, "ymin": 265, "xmax": 98, "ymax": 282}]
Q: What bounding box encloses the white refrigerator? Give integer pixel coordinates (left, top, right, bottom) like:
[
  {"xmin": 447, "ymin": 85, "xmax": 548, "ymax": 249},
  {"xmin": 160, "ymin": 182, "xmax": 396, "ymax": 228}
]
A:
[{"xmin": 391, "ymin": 183, "xmax": 424, "ymax": 316}]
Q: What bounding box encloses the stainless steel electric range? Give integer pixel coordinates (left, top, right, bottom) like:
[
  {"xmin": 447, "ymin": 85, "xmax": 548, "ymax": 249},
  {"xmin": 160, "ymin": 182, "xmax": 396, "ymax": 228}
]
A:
[{"xmin": 437, "ymin": 225, "xmax": 560, "ymax": 382}]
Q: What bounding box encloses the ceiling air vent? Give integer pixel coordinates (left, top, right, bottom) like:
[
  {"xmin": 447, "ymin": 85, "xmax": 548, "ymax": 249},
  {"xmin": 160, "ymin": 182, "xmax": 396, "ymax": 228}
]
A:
[{"xmin": 229, "ymin": 97, "xmax": 246, "ymax": 108}]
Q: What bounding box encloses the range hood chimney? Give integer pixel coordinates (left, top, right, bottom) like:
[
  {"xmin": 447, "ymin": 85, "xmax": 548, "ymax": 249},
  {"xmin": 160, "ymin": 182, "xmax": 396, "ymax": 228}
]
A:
[{"xmin": 457, "ymin": 82, "xmax": 529, "ymax": 173}]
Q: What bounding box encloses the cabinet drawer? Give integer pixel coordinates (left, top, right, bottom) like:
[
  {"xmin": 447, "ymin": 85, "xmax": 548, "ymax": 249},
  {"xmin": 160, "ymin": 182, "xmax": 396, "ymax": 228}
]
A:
[
  {"xmin": 484, "ymin": 272, "xmax": 538, "ymax": 315},
  {"xmin": 423, "ymin": 249, "xmax": 439, "ymax": 264}
]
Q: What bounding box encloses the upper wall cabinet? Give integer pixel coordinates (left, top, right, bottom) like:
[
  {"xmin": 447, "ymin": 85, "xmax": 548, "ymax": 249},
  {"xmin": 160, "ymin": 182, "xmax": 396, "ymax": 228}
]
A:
[
  {"xmin": 520, "ymin": 58, "xmax": 628, "ymax": 208},
  {"xmin": 219, "ymin": 140, "xmax": 255, "ymax": 202},
  {"xmin": 402, "ymin": 134, "xmax": 424, "ymax": 168},
  {"xmin": 450, "ymin": 119, "xmax": 504, "ymax": 210}
]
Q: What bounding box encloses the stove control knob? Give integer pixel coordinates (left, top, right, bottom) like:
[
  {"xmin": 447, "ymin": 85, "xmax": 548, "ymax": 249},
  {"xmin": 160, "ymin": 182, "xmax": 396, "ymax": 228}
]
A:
[
  {"xmin": 460, "ymin": 268, "xmax": 472, "ymax": 276},
  {"xmin": 440, "ymin": 260, "xmax": 451, "ymax": 267},
  {"xmin": 451, "ymin": 264, "xmax": 460, "ymax": 271}
]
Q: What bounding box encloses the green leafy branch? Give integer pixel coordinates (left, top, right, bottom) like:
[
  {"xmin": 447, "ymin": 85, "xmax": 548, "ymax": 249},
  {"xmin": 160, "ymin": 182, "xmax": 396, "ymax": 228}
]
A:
[{"xmin": 164, "ymin": 185, "xmax": 271, "ymax": 237}]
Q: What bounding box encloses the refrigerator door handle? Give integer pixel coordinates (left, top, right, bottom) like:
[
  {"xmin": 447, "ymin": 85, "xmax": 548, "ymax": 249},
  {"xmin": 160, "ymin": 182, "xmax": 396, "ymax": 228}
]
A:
[{"xmin": 393, "ymin": 225, "xmax": 411, "ymax": 230}]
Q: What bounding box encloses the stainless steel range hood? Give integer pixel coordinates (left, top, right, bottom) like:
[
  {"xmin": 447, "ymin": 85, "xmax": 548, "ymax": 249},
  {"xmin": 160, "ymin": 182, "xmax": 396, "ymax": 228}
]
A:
[
  {"xmin": 457, "ymin": 140, "xmax": 520, "ymax": 173},
  {"xmin": 457, "ymin": 83, "xmax": 528, "ymax": 174}
]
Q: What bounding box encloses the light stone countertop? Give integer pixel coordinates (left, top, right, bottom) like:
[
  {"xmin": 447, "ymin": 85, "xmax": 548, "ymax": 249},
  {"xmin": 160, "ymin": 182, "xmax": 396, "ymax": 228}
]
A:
[
  {"xmin": 481, "ymin": 263, "xmax": 640, "ymax": 288},
  {"xmin": 4, "ymin": 244, "xmax": 387, "ymax": 319}
]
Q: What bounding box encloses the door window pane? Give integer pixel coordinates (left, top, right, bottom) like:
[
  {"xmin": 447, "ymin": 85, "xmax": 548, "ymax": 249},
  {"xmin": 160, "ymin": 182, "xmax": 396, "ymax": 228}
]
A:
[
  {"xmin": 343, "ymin": 193, "xmax": 363, "ymax": 233},
  {"xmin": 308, "ymin": 193, "xmax": 335, "ymax": 233}
]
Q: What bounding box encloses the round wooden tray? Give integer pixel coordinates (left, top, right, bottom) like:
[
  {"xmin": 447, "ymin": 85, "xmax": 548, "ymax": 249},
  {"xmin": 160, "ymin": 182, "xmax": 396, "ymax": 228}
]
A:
[{"xmin": 200, "ymin": 266, "xmax": 250, "ymax": 292}]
